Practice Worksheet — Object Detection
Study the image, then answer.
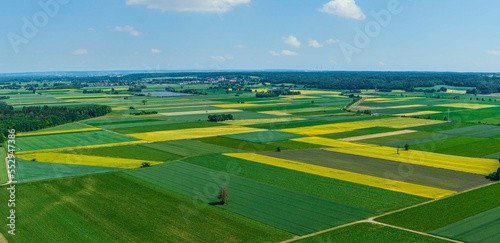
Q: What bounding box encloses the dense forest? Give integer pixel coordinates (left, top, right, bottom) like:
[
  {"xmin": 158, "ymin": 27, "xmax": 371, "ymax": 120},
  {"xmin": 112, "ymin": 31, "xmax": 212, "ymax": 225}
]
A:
[{"xmin": 0, "ymin": 102, "xmax": 111, "ymax": 143}]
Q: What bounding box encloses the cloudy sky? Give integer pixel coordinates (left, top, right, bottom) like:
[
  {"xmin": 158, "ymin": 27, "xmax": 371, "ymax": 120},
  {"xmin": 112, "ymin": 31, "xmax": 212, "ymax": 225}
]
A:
[{"xmin": 1, "ymin": 0, "xmax": 499, "ymax": 73}]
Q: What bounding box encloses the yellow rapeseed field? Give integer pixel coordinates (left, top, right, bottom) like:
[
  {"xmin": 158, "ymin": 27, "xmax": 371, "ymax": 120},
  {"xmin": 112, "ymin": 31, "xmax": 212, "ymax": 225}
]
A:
[
  {"xmin": 221, "ymin": 117, "xmax": 305, "ymax": 126},
  {"xmin": 224, "ymin": 153, "xmax": 455, "ymax": 199},
  {"xmin": 128, "ymin": 126, "xmax": 265, "ymax": 142},
  {"xmin": 292, "ymin": 137, "xmax": 366, "ymax": 148},
  {"xmin": 18, "ymin": 152, "xmax": 162, "ymax": 169},
  {"xmin": 159, "ymin": 109, "xmax": 242, "ymax": 116},
  {"xmin": 17, "ymin": 127, "xmax": 102, "ymax": 137},
  {"xmin": 324, "ymin": 146, "xmax": 499, "ymax": 175},
  {"xmin": 395, "ymin": 111, "xmax": 442, "ymax": 117},
  {"xmin": 436, "ymin": 103, "xmax": 498, "ymax": 109},
  {"xmin": 281, "ymin": 117, "xmax": 446, "ymax": 135}
]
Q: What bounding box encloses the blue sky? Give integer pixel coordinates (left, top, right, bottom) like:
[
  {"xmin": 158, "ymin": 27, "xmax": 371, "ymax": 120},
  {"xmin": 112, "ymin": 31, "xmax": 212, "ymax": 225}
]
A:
[{"xmin": 1, "ymin": 0, "xmax": 499, "ymax": 73}]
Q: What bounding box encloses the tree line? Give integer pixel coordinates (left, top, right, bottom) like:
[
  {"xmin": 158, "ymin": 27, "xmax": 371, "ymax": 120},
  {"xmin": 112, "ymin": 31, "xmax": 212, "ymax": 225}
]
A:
[{"xmin": 0, "ymin": 102, "xmax": 111, "ymax": 143}]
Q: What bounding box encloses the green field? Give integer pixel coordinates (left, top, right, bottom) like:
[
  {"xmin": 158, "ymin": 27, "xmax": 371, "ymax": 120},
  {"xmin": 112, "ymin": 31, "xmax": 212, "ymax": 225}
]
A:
[
  {"xmin": 431, "ymin": 206, "xmax": 500, "ymax": 243},
  {"xmin": 184, "ymin": 154, "xmax": 428, "ymax": 213},
  {"xmin": 437, "ymin": 124, "xmax": 500, "ymax": 138},
  {"xmin": 223, "ymin": 131, "xmax": 304, "ymax": 143},
  {"xmin": 16, "ymin": 131, "xmax": 138, "ymax": 151},
  {"xmin": 197, "ymin": 136, "xmax": 280, "ymax": 152},
  {"xmin": 125, "ymin": 162, "xmax": 375, "ymax": 235},
  {"xmin": 0, "ymin": 172, "xmax": 291, "ymax": 242},
  {"xmin": 66, "ymin": 144, "xmax": 182, "ymax": 162},
  {"xmin": 15, "ymin": 159, "xmax": 122, "ymax": 182},
  {"xmin": 110, "ymin": 121, "xmax": 225, "ymax": 134},
  {"xmin": 142, "ymin": 139, "xmax": 242, "ymax": 157},
  {"xmin": 413, "ymin": 136, "xmax": 500, "ymax": 157},
  {"xmin": 377, "ymin": 183, "xmax": 500, "ymax": 232},
  {"xmin": 296, "ymin": 223, "xmax": 449, "ymax": 243},
  {"xmin": 320, "ymin": 127, "xmax": 399, "ymax": 139}
]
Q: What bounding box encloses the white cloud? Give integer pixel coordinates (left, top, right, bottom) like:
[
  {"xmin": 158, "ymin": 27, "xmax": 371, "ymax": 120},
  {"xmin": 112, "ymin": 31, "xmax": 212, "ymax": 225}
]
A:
[
  {"xmin": 269, "ymin": 50, "xmax": 299, "ymax": 56},
  {"xmin": 487, "ymin": 50, "xmax": 500, "ymax": 56},
  {"xmin": 211, "ymin": 55, "xmax": 234, "ymax": 61},
  {"xmin": 320, "ymin": 0, "xmax": 366, "ymax": 20},
  {"xmin": 126, "ymin": 0, "xmax": 250, "ymax": 13},
  {"xmin": 152, "ymin": 48, "xmax": 161, "ymax": 54},
  {"xmin": 87, "ymin": 27, "xmax": 96, "ymax": 31},
  {"xmin": 114, "ymin": 25, "xmax": 141, "ymax": 36},
  {"xmin": 325, "ymin": 38, "xmax": 340, "ymax": 44},
  {"xmin": 283, "ymin": 36, "xmax": 301, "ymax": 48},
  {"xmin": 378, "ymin": 61, "xmax": 390, "ymax": 67},
  {"xmin": 309, "ymin": 39, "xmax": 324, "ymax": 48},
  {"xmin": 73, "ymin": 49, "xmax": 88, "ymax": 55}
]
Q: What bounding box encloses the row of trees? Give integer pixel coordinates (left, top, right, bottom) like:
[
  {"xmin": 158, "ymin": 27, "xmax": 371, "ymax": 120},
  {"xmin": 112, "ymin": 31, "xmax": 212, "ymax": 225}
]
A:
[
  {"xmin": 256, "ymin": 89, "xmax": 301, "ymax": 98},
  {"xmin": 208, "ymin": 114, "xmax": 233, "ymax": 122},
  {"xmin": 0, "ymin": 102, "xmax": 111, "ymax": 143}
]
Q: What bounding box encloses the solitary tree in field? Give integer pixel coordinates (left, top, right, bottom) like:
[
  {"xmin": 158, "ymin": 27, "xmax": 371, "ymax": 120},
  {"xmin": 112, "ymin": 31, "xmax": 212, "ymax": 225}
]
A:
[
  {"xmin": 142, "ymin": 100, "xmax": 147, "ymax": 105},
  {"xmin": 218, "ymin": 185, "xmax": 229, "ymax": 205},
  {"xmin": 404, "ymin": 144, "xmax": 410, "ymax": 151}
]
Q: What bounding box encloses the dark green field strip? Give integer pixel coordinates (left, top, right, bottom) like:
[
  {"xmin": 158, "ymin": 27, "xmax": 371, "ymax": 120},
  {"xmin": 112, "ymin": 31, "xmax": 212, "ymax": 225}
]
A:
[
  {"xmin": 15, "ymin": 159, "xmax": 122, "ymax": 183},
  {"xmin": 431, "ymin": 206, "xmax": 500, "ymax": 243},
  {"xmin": 0, "ymin": 173, "xmax": 291, "ymax": 242},
  {"xmin": 438, "ymin": 124, "xmax": 500, "ymax": 138},
  {"xmin": 258, "ymin": 149, "xmax": 488, "ymax": 192},
  {"xmin": 296, "ymin": 223, "xmax": 449, "ymax": 243},
  {"xmin": 126, "ymin": 162, "xmax": 375, "ymax": 235},
  {"xmin": 412, "ymin": 121, "xmax": 474, "ymax": 133},
  {"xmin": 359, "ymin": 131, "xmax": 449, "ymax": 146},
  {"xmin": 98, "ymin": 119, "xmax": 183, "ymax": 130},
  {"xmin": 247, "ymin": 119, "xmax": 331, "ymax": 130},
  {"xmin": 223, "ymin": 131, "xmax": 304, "ymax": 143},
  {"xmin": 320, "ymin": 127, "xmax": 399, "ymax": 140},
  {"xmin": 66, "ymin": 144, "xmax": 182, "ymax": 162},
  {"xmin": 289, "ymin": 110, "xmax": 345, "ymax": 117},
  {"xmin": 377, "ymin": 182, "xmax": 500, "ymax": 232},
  {"xmin": 308, "ymin": 115, "xmax": 384, "ymax": 122},
  {"xmin": 413, "ymin": 136, "xmax": 500, "ymax": 157},
  {"xmin": 267, "ymin": 140, "xmax": 326, "ymax": 150},
  {"xmin": 82, "ymin": 117, "xmax": 161, "ymax": 126},
  {"xmin": 142, "ymin": 139, "xmax": 242, "ymax": 157},
  {"xmin": 184, "ymin": 154, "xmax": 427, "ymax": 213},
  {"xmin": 383, "ymin": 134, "xmax": 455, "ymax": 148},
  {"xmin": 242, "ymin": 103, "xmax": 316, "ymax": 112},
  {"xmin": 16, "ymin": 130, "xmax": 138, "ymax": 151},
  {"xmin": 198, "ymin": 137, "xmax": 280, "ymax": 152},
  {"xmin": 110, "ymin": 121, "xmax": 226, "ymax": 134}
]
